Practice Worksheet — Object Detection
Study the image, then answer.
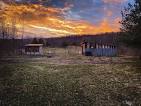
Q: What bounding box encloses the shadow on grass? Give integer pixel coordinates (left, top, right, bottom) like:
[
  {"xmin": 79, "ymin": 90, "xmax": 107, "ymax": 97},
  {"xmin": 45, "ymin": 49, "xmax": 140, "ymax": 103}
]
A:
[
  {"xmin": 131, "ymin": 59, "xmax": 141, "ymax": 73},
  {"xmin": 0, "ymin": 66, "xmax": 15, "ymax": 78},
  {"xmin": 0, "ymin": 64, "xmax": 94, "ymax": 106},
  {"xmin": 0, "ymin": 62, "xmax": 141, "ymax": 105}
]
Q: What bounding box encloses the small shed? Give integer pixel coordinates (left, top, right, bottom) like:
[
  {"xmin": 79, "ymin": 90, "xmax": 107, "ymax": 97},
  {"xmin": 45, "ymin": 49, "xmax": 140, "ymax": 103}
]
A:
[
  {"xmin": 81, "ymin": 42, "xmax": 118, "ymax": 57},
  {"xmin": 24, "ymin": 44, "xmax": 43, "ymax": 55}
]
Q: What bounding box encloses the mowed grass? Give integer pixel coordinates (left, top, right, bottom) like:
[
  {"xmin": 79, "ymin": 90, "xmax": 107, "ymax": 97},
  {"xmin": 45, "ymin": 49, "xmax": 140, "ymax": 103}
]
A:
[{"xmin": 0, "ymin": 63, "xmax": 141, "ymax": 106}]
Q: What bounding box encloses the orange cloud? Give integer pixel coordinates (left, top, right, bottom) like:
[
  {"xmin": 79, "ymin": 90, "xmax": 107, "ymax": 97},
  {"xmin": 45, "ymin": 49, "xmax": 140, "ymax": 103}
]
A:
[
  {"xmin": 1, "ymin": 3, "xmax": 120, "ymax": 38},
  {"xmin": 24, "ymin": 17, "xmax": 119, "ymax": 37},
  {"xmin": 0, "ymin": 1, "xmax": 7, "ymax": 10}
]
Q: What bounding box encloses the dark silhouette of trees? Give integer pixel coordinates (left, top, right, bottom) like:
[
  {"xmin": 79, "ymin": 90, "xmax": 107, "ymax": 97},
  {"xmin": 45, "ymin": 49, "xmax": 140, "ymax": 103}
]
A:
[
  {"xmin": 0, "ymin": 8, "xmax": 17, "ymax": 39},
  {"xmin": 31, "ymin": 38, "xmax": 39, "ymax": 44},
  {"xmin": 45, "ymin": 33, "xmax": 118, "ymax": 47},
  {"xmin": 0, "ymin": 7, "xmax": 18, "ymax": 56},
  {"xmin": 31, "ymin": 38, "xmax": 45, "ymax": 45},
  {"xmin": 46, "ymin": 42, "xmax": 50, "ymax": 47},
  {"xmin": 120, "ymin": 0, "xmax": 141, "ymax": 48},
  {"xmin": 0, "ymin": 16, "xmax": 9, "ymax": 39},
  {"xmin": 62, "ymin": 41, "xmax": 68, "ymax": 48},
  {"xmin": 38, "ymin": 38, "xmax": 45, "ymax": 45}
]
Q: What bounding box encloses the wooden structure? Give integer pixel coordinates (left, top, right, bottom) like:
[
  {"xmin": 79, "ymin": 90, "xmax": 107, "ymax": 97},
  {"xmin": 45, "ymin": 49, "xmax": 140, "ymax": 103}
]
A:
[
  {"xmin": 81, "ymin": 41, "xmax": 118, "ymax": 57},
  {"xmin": 24, "ymin": 44, "xmax": 43, "ymax": 55}
]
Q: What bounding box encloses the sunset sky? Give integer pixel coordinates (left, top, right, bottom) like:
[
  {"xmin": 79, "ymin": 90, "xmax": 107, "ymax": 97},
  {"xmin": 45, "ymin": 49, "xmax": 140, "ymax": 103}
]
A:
[{"xmin": 0, "ymin": 0, "xmax": 133, "ymax": 38}]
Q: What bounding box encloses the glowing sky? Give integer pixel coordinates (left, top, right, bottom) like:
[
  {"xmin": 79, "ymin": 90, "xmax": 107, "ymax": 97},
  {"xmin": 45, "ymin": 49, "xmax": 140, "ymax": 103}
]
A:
[{"xmin": 0, "ymin": 0, "xmax": 133, "ymax": 38}]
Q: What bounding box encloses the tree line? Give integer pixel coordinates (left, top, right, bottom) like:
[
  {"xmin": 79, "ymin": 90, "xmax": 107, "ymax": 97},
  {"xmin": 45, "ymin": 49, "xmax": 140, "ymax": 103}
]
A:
[
  {"xmin": 120, "ymin": 0, "xmax": 141, "ymax": 58},
  {"xmin": 0, "ymin": 0, "xmax": 141, "ymax": 57}
]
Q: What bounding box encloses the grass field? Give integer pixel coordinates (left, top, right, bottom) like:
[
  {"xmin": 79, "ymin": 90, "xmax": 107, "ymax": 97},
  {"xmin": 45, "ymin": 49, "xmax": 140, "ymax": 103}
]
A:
[{"xmin": 0, "ymin": 47, "xmax": 141, "ymax": 106}]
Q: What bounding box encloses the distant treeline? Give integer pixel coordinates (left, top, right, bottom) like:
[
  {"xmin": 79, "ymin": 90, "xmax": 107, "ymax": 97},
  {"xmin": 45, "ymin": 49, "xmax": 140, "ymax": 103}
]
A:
[
  {"xmin": 0, "ymin": 32, "xmax": 120, "ymax": 56},
  {"xmin": 0, "ymin": 39, "xmax": 31, "ymax": 56},
  {"xmin": 45, "ymin": 32, "xmax": 119, "ymax": 47}
]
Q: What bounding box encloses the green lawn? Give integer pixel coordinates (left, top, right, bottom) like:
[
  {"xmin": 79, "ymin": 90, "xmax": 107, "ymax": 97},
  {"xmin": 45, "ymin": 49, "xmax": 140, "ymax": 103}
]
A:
[
  {"xmin": 0, "ymin": 63, "xmax": 141, "ymax": 106},
  {"xmin": 0, "ymin": 47, "xmax": 141, "ymax": 105}
]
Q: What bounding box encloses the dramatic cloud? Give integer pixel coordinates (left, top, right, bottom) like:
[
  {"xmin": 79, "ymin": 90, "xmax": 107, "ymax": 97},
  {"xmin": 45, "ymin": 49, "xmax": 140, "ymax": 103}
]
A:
[
  {"xmin": 0, "ymin": 0, "xmax": 132, "ymax": 38},
  {"xmin": 0, "ymin": 1, "xmax": 7, "ymax": 10}
]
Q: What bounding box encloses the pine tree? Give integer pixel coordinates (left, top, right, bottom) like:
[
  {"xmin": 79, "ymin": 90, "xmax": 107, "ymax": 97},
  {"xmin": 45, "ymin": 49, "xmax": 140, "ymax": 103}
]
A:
[
  {"xmin": 31, "ymin": 38, "xmax": 39, "ymax": 44},
  {"xmin": 120, "ymin": 0, "xmax": 141, "ymax": 48}
]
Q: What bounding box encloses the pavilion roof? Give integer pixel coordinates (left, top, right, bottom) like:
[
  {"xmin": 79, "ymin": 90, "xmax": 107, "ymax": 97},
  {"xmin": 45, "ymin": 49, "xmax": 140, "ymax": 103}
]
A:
[{"xmin": 24, "ymin": 44, "xmax": 43, "ymax": 47}]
